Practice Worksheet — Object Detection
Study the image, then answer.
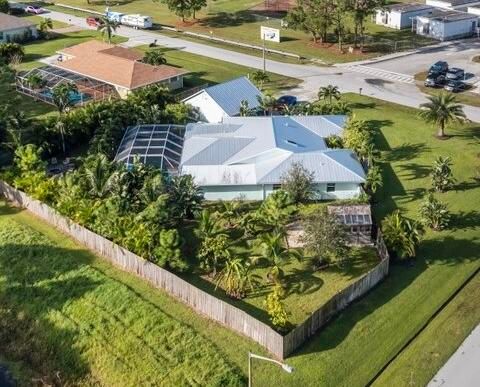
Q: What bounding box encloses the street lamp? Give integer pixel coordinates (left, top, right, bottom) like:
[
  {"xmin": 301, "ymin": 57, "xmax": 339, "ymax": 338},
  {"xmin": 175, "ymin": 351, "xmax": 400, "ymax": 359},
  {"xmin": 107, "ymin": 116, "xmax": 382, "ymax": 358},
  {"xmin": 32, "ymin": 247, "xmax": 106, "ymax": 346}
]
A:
[{"xmin": 248, "ymin": 352, "xmax": 294, "ymax": 387}]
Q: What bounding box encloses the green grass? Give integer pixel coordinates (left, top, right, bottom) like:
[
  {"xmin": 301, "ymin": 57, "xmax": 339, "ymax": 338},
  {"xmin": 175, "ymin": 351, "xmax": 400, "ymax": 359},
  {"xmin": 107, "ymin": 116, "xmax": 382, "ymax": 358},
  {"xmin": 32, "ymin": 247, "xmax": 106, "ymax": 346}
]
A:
[
  {"xmin": 134, "ymin": 45, "xmax": 301, "ymax": 94},
  {"xmin": 1, "ymin": 95, "xmax": 480, "ymax": 386},
  {"xmin": 43, "ymin": 0, "xmax": 434, "ymax": 63},
  {"xmin": 19, "ymin": 13, "xmax": 70, "ymax": 29},
  {"xmin": 414, "ymin": 71, "xmax": 480, "ymax": 108},
  {"xmin": 373, "ymin": 270, "xmax": 480, "ymax": 386}
]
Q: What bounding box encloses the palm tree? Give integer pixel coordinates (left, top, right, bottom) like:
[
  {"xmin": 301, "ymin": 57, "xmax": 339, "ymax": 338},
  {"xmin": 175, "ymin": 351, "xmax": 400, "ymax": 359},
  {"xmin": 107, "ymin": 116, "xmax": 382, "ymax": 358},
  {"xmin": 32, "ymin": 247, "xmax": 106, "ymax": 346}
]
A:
[
  {"xmin": 256, "ymin": 94, "xmax": 276, "ymax": 116},
  {"xmin": 239, "ymin": 100, "xmax": 251, "ymax": 117},
  {"xmin": 366, "ymin": 165, "xmax": 383, "ymax": 194},
  {"xmin": 318, "ymin": 85, "xmax": 341, "ymax": 104},
  {"xmin": 98, "ymin": 17, "xmax": 119, "ymax": 44},
  {"xmin": 39, "ymin": 18, "xmax": 53, "ymax": 39},
  {"xmin": 419, "ymin": 92, "xmax": 467, "ymax": 138},
  {"xmin": 251, "ymin": 70, "xmax": 270, "ymax": 90},
  {"xmin": 195, "ymin": 209, "xmax": 222, "ymax": 240},
  {"xmin": 143, "ymin": 50, "xmax": 167, "ymax": 66},
  {"xmin": 52, "ymin": 82, "xmax": 78, "ymax": 114},
  {"xmin": 254, "ymin": 232, "xmax": 301, "ymax": 284},
  {"xmin": 83, "ymin": 154, "xmax": 119, "ymax": 199}
]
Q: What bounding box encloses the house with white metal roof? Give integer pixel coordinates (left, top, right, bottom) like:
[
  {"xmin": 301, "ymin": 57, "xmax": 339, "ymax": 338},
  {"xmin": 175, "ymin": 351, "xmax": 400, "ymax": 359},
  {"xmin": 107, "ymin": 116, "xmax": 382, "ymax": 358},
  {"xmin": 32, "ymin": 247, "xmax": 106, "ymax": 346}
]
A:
[
  {"xmin": 375, "ymin": 3, "xmax": 435, "ymax": 29},
  {"xmin": 426, "ymin": 0, "xmax": 480, "ymax": 10},
  {"xmin": 182, "ymin": 77, "xmax": 263, "ymax": 123},
  {"xmin": 179, "ymin": 115, "xmax": 366, "ymax": 201},
  {"xmin": 415, "ymin": 8, "xmax": 478, "ymax": 40}
]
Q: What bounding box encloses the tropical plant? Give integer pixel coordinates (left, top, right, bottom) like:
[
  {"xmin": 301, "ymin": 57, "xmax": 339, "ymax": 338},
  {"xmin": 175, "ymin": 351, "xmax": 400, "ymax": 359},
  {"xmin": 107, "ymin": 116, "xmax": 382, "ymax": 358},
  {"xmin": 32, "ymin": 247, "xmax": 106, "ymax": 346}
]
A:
[
  {"xmin": 343, "ymin": 118, "xmax": 373, "ymax": 162},
  {"xmin": 280, "ymin": 161, "xmax": 315, "ymax": 204},
  {"xmin": 254, "ymin": 232, "xmax": 300, "ymax": 284},
  {"xmin": 258, "ymin": 190, "xmax": 295, "ymax": 233},
  {"xmin": 0, "ymin": 42, "xmax": 24, "ymax": 64},
  {"xmin": 52, "ymin": 82, "xmax": 78, "ymax": 114},
  {"xmin": 325, "ymin": 134, "xmax": 344, "ymax": 149},
  {"xmin": 143, "ymin": 50, "xmax": 167, "ymax": 66},
  {"xmin": 219, "ymin": 201, "xmax": 240, "ymax": 229},
  {"xmin": 256, "ymin": 94, "xmax": 276, "ymax": 116},
  {"xmin": 365, "ymin": 165, "xmax": 383, "ymax": 194},
  {"xmin": 301, "ymin": 208, "xmax": 348, "ymax": 267},
  {"xmin": 26, "ymin": 73, "xmax": 45, "ymax": 90},
  {"xmin": 215, "ymin": 257, "xmax": 256, "ymax": 299},
  {"xmin": 195, "ymin": 209, "xmax": 222, "ymax": 239},
  {"xmin": 420, "ymin": 194, "xmax": 450, "ymax": 231},
  {"xmin": 419, "ymin": 92, "xmax": 467, "ymax": 138},
  {"xmin": 82, "ymin": 153, "xmax": 119, "ymax": 199},
  {"xmin": 251, "ymin": 70, "xmax": 270, "ymax": 90},
  {"xmin": 122, "ymin": 221, "xmax": 154, "ymax": 258},
  {"xmin": 39, "ymin": 18, "xmax": 53, "ymax": 39},
  {"xmin": 381, "ymin": 210, "xmax": 424, "ymax": 260},
  {"xmin": 264, "ymin": 285, "xmax": 289, "ymax": 331},
  {"xmin": 431, "ymin": 156, "xmax": 455, "ymax": 192},
  {"xmin": 0, "ymin": 0, "xmax": 9, "ymax": 14},
  {"xmin": 153, "ymin": 229, "xmax": 188, "ymax": 271},
  {"xmin": 318, "ymin": 85, "xmax": 341, "ymax": 104},
  {"xmin": 98, "ymin": 17, "xmax": 119, "ymax": 44},
  {"xmin": 198, "ymin": 233, "xmax": 231, "ymax": 277},
  {"xmin": 239, "ymin": 99, "xmax": 251, "ymax": 117},
  {"xmin": 168, "ymin": 174, "xmax": 203, "ymax": 219}
]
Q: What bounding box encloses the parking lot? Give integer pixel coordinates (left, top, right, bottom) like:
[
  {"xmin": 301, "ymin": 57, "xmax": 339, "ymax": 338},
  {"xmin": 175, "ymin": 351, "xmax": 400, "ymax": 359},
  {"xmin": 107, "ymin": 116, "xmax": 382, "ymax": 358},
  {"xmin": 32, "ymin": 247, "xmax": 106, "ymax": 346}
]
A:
[{"xmin": 372, "ymin": 40, "xmax": 480, "ymax": 78}]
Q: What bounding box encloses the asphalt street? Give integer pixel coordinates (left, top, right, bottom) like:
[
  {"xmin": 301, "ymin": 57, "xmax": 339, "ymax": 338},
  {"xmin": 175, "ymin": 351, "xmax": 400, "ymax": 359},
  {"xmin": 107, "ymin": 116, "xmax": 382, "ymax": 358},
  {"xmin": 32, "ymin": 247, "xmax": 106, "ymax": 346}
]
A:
[{"xmin": 13, "ymin": 5, "xmax": 480, "ymax": 122}]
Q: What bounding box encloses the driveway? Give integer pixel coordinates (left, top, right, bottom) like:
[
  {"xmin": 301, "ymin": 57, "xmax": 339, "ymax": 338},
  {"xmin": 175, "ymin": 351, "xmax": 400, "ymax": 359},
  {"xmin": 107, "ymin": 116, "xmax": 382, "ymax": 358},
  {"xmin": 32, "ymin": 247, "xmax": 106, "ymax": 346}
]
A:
[{"xmin": 428, "ymin": 324, "xmax": 480, "ymax": 387}]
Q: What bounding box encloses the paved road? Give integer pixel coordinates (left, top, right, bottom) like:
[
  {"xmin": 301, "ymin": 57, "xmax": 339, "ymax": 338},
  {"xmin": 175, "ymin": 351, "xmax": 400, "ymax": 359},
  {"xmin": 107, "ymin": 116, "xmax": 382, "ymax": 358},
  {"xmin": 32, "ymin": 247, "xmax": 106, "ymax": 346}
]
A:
[
  {"xmin": 19, "ymin": 6, "xmax": 480, "ymax": 121},
  {"xmin": 428, "ymin": 324, "xmax": 480, "ymax": 387}
]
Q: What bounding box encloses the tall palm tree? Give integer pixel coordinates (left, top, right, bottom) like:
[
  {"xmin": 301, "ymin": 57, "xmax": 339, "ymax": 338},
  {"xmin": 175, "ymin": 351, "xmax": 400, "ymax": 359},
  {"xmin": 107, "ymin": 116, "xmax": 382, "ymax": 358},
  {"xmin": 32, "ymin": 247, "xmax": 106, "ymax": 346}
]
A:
[
  {"xmin": 254, "ymin": 232, "xmax": 300, "ymax": 284},
  {"xmin": 251, "ymin": 70, "xmax": 270, "ymax": 90},
  {"xmin": 143, "ymin": 50, "xmax": 167, "ymax": 66},
  {"xmin": 419, "ymin": 92, "xmax": 467, "ymax": 138},
  {"xmin": 98, "ymin": 17, "xmax": 119, "ymax": 44},
  {"xmin": 318, "ymin": 84, "xmax": 341, "ymax": 104},
  {"xmin": 51, "ymin": 82, "xmax": 78, "ymax": 114}
]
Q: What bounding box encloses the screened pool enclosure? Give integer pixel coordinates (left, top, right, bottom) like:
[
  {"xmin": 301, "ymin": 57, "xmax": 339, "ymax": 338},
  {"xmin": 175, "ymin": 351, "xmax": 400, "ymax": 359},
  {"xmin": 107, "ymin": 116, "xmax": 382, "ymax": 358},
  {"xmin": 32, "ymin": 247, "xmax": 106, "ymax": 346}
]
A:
[
  {"xmin": 115, "ymin": 124, "xmax": 185, "ymax": 173},
  {"xmin": 16, "ymin": 66, "xmax": 117, "ymax": 107}
]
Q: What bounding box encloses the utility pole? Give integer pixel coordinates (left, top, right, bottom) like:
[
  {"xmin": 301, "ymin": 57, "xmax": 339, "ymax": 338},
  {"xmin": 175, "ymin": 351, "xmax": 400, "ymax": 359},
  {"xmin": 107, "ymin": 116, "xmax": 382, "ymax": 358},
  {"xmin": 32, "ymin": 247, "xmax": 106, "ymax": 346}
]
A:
[{"xmin": 262, "ymin": 32, "xmax": 266, "ymax": 73}]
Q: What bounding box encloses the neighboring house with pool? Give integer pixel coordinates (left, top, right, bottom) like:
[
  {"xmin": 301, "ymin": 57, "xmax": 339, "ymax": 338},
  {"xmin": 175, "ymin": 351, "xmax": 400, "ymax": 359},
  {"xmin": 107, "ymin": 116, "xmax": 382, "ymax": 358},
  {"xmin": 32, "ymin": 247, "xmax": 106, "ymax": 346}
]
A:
[{"xmin": 15, "ymin": 40, "xmax": 187, "ymax": 105}]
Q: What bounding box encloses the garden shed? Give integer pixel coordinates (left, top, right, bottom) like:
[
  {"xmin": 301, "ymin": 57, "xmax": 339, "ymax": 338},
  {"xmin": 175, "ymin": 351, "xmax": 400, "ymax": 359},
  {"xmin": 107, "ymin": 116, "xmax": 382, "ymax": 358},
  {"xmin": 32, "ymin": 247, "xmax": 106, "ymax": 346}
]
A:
[
  {"xmin": 415, "ymin": 9, "xmax": 478, "ymax": 40},
  {"xmin": 327, "ymin": 205, "xmax": 373, "ymax": 245}
]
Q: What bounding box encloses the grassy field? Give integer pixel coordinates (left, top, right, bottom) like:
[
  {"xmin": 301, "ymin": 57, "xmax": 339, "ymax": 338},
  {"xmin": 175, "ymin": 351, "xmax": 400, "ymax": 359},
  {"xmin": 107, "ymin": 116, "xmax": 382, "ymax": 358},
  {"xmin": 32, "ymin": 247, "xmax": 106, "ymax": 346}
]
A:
[
  {"xmin": 43, "ymin": 0, "xmax": 434, "ymax": 63},
  {"xmin": 414, "ymin": 71, "xmax": 480, "ymax": 108},
  {"xmin": 19, "ymin": 13, "xmax": 70, "ymax": 29},
  {"xmin": 1, "ymin": 95, "xmax": 479, "ymax": 386},
  {"xmin": 373, "ymin": 270, "xmax": 480, "ymax": 386},
  {"xmin": 134, "ymin": 45, "xmax": 300, "ymax": 95}
]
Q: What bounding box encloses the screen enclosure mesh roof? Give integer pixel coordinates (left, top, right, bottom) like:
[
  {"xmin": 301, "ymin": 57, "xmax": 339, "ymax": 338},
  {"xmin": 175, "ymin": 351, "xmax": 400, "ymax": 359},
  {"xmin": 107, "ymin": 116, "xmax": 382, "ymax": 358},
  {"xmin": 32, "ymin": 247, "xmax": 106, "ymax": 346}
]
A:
[{"xmin": 115, "ymin": 124, "xmax": 186, "ymax": 172}]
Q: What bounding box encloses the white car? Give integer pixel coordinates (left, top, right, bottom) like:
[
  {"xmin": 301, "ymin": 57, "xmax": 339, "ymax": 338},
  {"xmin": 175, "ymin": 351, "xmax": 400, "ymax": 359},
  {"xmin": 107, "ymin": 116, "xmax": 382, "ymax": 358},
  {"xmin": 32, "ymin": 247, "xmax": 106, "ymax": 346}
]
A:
[{"xmin": 25, "ymin": 5, "xmax": 45, "ymax": 14}]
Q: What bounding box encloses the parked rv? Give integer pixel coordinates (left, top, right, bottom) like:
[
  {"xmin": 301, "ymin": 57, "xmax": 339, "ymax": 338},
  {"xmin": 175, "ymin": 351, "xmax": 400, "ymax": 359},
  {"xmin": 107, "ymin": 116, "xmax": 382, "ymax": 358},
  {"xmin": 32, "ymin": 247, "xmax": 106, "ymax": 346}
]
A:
[{"xmin": 105, "ymin": 8, "xmax": 153, "ymax": 29}]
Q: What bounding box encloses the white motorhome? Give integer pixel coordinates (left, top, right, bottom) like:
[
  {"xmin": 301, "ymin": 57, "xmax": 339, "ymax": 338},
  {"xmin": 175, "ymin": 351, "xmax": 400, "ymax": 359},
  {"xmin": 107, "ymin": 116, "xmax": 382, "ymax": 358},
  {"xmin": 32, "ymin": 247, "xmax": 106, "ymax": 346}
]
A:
[{"xmin": 120, "ymin": 14, "xmax": 153, "ymax": 29}]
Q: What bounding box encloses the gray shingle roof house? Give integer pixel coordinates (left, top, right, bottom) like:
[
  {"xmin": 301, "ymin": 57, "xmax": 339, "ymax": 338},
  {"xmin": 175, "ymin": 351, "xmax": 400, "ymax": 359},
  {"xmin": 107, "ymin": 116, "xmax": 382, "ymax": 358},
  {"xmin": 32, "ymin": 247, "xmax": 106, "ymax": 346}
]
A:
[
  {"xmin": 0, "ymin": 13, "xmax": 38, "ymax": 43},
  {"xmin": 180, "ymin": 115, "xmax": 366, "ymax": 201},
  {"xmin": 182, "ymin": 77, "xmax": 263, "ymax": 123}
]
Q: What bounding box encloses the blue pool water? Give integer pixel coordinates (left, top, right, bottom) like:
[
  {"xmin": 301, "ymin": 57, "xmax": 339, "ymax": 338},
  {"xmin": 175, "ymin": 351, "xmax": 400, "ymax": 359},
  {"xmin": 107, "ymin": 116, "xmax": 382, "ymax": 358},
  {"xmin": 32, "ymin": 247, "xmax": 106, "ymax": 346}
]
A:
[{"xmin": 40, "ymin": 90, "xmax": 89, "ymax": 104}]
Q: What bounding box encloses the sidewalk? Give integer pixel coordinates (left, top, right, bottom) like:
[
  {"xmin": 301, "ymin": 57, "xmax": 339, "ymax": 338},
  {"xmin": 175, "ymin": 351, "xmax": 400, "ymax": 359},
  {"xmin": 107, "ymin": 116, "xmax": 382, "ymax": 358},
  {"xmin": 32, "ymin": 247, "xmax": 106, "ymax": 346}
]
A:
[{"xmin": 428, "ymin": 324, "xmax": 480, "ymax": 387}]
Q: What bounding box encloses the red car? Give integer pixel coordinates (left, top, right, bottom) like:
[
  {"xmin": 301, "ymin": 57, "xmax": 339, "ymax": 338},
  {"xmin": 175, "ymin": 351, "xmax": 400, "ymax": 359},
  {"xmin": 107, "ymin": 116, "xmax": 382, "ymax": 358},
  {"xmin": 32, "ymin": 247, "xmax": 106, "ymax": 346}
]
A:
[{"xmin": 86, "ymin": 16, "xmax": 103, "ymax": 27}]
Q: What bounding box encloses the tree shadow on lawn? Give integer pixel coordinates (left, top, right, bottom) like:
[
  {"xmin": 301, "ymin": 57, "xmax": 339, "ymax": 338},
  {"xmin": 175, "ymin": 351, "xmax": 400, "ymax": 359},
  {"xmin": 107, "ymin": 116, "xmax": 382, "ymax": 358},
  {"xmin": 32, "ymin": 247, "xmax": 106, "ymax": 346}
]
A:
[
  {"xmin": 449, "ymin": 210, "xmax": 480, "ymax": 231},
  {"xmin": 199, "ymin": 10, "xmax": 280, "ymax": 29},
  {"xmin": 383, "ymin": 142, "xmax": 430, "ymax": 163},
  {"xmin": 396, "ymin": 162, "xmax": 431, "ymax": 181},
  {"xmin": 0, "ymin": 243, "xmax": 101, "ymax": 383}
]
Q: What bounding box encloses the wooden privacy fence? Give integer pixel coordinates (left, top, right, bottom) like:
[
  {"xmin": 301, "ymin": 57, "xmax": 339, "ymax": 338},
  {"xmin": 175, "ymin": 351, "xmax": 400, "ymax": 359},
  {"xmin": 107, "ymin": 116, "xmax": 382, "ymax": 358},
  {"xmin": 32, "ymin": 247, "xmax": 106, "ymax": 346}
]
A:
[{"xmin": 0, "ymin": 181, "xmax": 389, "ymax": 359}]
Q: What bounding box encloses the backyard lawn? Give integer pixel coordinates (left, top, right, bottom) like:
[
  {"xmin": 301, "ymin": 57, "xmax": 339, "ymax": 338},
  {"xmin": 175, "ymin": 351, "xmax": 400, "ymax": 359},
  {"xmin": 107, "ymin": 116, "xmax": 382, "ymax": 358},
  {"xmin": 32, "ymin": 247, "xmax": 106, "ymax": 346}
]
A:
[
  {"xmin": 1, "ymin": 95, "xmax": 479, "ymax": 386},
  {"xmin": 42, "ymin": 0, "xmax": 434, "ymax": 63}
]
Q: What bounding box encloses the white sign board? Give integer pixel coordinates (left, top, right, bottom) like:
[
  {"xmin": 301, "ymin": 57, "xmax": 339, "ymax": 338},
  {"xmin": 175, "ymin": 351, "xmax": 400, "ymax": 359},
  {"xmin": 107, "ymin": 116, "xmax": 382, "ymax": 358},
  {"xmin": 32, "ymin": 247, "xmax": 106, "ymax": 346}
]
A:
[{"xmin": 260, "ymin": 26, "xmax": 280, "ymax": 43}]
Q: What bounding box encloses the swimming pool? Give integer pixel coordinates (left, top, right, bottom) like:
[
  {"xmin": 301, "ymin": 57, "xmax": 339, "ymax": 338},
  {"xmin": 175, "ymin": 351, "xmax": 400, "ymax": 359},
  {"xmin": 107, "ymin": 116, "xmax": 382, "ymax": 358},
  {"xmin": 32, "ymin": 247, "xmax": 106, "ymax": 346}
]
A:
[{"xmin": 40, "ymin": 89, "xmax": 90, "ymax": 104}]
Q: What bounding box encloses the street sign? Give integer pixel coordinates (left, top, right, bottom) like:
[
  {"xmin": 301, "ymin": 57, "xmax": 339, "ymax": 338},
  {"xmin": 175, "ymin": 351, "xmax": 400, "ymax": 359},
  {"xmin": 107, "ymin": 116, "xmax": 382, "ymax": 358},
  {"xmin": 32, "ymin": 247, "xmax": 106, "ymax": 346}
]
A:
[{"xmin": 260, "ymin": 26, "xmax": 280, "ymax": 43}]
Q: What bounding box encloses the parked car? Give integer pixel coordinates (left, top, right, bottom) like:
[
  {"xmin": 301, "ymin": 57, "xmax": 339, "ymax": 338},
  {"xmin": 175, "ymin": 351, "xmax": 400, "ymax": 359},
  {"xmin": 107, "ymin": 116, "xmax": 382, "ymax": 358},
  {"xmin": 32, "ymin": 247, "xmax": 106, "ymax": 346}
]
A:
[
  {"xmin": 428, "ymin": 61, "xmax": 448, "ymax": 75},
  {"xmin": 444, "ymin": 80, "xmax": 466, "ymax": 93},
  {"xmin": 424, "ymin": 72, "xmax": 446, "ymax": 88},
  {"xmin": 446, "ymin": 68, "xmax": 465, "ymax": 81},
  {"xmin": 86, "ymin": 16, "xmax": 104, "ymax": 27},
  {"xmin": 277, "ymin": 95, "xmax": 297, "ymax": 106},
  {"xmin": 25, "ymin": 5, "xmax": 45, "ymax": 14}
]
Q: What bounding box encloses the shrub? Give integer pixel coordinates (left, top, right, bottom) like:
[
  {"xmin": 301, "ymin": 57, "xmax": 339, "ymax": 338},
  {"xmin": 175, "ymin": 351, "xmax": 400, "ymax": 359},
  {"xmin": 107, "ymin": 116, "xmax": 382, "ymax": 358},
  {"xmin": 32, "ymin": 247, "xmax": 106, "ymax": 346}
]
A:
[
  {"xmin": 153, "ymin": 229, "xmax": 188, "ymax": 272},
  {"xmin": 301, "ymin": 208, "xmax": 348, "ymax": 267},
  {"xmin": 264, "ymin": 285, "xmax": 289, "ymax": 331},
  {"xmin": 381, "ymin": 211, "xmax": 424, "ymax": 259},
  {"xmin": 431, "ymin": 156, "xmax": 455, "ymax": 193},
  {"xmin": 420, "ymin": 194, "xmax": 450, "ymax": 231},
  {"xmin": 198, "ymin": 234, "xmax": 230, "ymax": 277},
  {"xmin": 280, "ymin": 161, "xmax": 315, "ymax": 204}
]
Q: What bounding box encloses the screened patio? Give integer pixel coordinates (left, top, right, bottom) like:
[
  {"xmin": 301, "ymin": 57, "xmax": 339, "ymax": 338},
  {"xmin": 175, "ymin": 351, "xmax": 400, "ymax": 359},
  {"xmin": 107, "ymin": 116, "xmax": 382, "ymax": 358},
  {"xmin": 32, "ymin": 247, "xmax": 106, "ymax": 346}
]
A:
[
  {"xmin": 115, "ymin": 124, "xmax": 186, "ymax": 173},
  {"xmin": 15, "ymin": 65, "xmax": 118, "ymax": 107}
]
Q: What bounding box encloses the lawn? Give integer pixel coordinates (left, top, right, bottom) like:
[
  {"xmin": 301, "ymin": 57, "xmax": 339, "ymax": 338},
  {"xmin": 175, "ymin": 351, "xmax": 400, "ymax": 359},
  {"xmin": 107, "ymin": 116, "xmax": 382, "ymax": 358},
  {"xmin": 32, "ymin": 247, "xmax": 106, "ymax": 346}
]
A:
[
  {"xmin": 134, "ymin": 45, "xmax": 301, "ymax": 95},
  {"xmin": 43, "ymin": 0, "xmax": 434, "ymax": 63},
  {"xmin": 414, "ymin": 71, "xmax": 480, "ymax": 108},
  {"xmin": 18, "ymin": 13, "xmax": 70, "ymax": 29},
  {"xmin": 1, "ymin": 95, "xmax": 480, "ymax": 386}
]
